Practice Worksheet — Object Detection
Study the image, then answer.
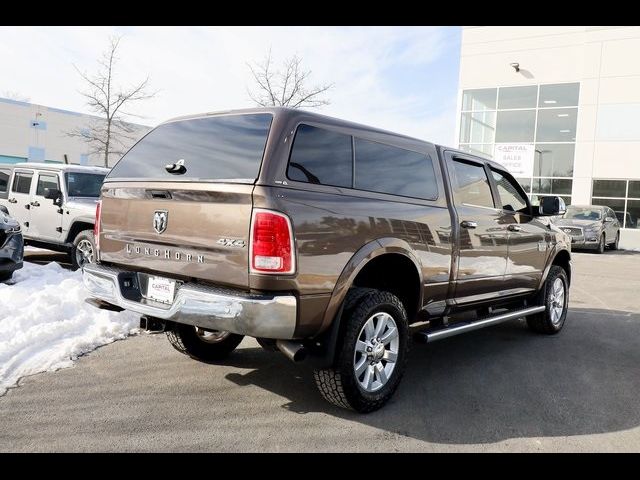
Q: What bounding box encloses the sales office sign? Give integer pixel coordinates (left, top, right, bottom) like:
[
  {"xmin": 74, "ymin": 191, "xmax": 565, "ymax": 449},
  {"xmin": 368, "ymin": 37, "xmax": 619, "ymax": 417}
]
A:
[{"xmin": 493, "ymin": 144, "xmax": 535, "ymax": 177}]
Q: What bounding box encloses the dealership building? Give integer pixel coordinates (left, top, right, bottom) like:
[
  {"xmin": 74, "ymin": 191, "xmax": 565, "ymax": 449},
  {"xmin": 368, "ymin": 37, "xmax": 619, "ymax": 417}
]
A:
[
  {"xmin": 0, "ymin": 96, "xmax": 149, "ymax": 167},
  {"xmin": 457, "ymin": 26, "xmax": 640, "ymax": 248}
]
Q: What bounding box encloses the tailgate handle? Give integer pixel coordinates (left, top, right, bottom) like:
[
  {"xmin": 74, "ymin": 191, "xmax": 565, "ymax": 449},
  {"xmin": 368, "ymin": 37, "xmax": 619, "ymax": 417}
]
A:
[{"xmin": 149, "ymin": 190, "xmax": 172, "ymax": 199}]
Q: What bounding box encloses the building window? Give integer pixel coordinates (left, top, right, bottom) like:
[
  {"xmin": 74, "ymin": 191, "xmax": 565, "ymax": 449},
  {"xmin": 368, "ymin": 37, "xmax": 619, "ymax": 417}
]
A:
[
  {"xmin": 591, "ymin": 179, "xmax": 640, "ymax": 229},
  {"xmin": 459, "ymin": 82, "xmax": 580, "ymax": 205}
]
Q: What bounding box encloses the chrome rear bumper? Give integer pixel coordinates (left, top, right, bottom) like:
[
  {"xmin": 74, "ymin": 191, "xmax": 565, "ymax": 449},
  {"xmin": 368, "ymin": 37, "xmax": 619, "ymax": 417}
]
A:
[{"xmin": 82, "ymin": 263, "xmax": 298, "ymax": 339}]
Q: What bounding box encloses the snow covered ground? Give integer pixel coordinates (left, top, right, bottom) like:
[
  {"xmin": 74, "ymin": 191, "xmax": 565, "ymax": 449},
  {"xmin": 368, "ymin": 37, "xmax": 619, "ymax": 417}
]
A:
[{"xmin": 0, "ymin": 262, "xmax": 139, "ymax": 396}]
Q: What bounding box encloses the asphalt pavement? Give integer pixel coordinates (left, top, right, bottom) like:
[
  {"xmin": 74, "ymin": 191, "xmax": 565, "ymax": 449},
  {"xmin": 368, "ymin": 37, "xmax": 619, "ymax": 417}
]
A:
[{"xmin": 1, "ymin": 250, "xmax": 639, "ymax": 452}]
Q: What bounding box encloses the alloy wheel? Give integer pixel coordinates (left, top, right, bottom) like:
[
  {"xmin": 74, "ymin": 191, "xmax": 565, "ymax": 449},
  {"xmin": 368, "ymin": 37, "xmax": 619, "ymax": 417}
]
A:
[
  {"xmin": 75, "ymin": 239, "xmax": 94, "ymax": 266},
  {"xmin": 548, "ymin": 277, "xmax": 566, "ymax": 325},
  {"xmin": 353, "ymin": 312, "xmax": 399, "ymax": 392}
]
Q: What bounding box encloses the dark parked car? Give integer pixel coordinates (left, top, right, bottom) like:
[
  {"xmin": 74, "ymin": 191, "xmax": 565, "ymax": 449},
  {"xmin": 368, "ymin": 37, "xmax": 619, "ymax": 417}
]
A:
[
  {"xmin": 0, "ymin": 205, "xmax": 24, "ymax": 282},
  {"xmin": 554, "ymin": 205, "xmax": 620, "ymax": 253},
  {"xmin": 83, "ymin": 107, "xmax": 572, "ymax": 412}
]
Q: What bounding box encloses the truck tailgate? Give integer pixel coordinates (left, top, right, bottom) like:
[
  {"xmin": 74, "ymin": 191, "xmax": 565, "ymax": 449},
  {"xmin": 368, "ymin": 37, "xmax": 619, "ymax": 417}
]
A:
[{"xmin": 98, "ymin": 181, "xmax": 253, "ymax": 289}]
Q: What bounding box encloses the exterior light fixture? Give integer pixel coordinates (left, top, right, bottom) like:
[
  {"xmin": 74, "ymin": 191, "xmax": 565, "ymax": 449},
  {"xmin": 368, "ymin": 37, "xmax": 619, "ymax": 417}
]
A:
[{"xmin": 510, "ymin": 62, "xmax": 520, "ymax": 72}]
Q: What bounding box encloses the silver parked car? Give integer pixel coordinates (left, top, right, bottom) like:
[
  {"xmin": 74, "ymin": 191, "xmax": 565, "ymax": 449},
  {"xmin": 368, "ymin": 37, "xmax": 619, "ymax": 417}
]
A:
[
  {"xmin": 553, "ymin": 205, "xmax": 621, "ymax": 253},
  {"xmin": 0, "ymin": 163, "xmax": 108, "ymax": 268}
]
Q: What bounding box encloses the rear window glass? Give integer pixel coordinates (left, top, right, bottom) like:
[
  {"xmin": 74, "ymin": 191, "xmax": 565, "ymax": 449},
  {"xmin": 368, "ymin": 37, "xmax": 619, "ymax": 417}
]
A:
[
  {"xmin": 66, "ymin": 173, "xmax": 105, "ymax": 197},
  {"xmin": 287, "ymin": 124, "xmax": 353, "ymax": 188},
  {"xmin": 108, "ymin": 114, "xmax": 273, "ymax": 182},
  {"xmin": 354, "ymin": 138, "xmax": 438, "ymax": 200}
]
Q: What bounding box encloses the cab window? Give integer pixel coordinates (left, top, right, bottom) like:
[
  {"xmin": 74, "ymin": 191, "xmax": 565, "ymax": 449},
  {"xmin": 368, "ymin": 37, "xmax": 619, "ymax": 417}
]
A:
[
  {"xmin": 36, "ymin": 174, "xmax": 60, "ymax": 196},
  {"xmin": 452, "ymin": 160, "xmax": 495, "ymax": 208},
  {"xmin": 490, "ymin": 168, "xmax": 529, "ymax": 213}
]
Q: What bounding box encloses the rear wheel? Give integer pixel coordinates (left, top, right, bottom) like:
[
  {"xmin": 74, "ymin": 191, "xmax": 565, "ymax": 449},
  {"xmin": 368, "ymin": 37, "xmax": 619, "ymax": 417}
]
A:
[
  {"xmin": 313, "ymin": 288, "xmax": 409, "ymax": 413},
  {"xmin": 527, "ymin": 265, "xmax": 569, "ymax": 334},
  {"xmin": 167, "ymin": 323, "xmax": 244, "ymax": 361}
]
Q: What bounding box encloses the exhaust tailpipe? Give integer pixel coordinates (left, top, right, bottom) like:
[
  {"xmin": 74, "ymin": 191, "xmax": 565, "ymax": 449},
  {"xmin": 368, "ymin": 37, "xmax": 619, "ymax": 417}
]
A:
[{"xmin": 276, "ymin": 340, "xmax": 306, "ymax": 363}]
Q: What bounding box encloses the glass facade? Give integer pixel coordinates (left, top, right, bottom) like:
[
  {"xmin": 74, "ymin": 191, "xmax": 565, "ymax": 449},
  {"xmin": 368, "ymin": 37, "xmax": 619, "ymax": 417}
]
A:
[
  {"xmin": 591, "ymin": 179, "xmax": 640, "ymax": 229},
  {"xmin": 460, "ymin": 82, "xmax": 580, "ymax": 205}
]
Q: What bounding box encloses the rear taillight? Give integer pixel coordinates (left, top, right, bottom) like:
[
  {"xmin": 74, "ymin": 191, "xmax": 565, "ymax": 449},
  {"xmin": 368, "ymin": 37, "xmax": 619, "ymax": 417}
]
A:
[
  {"xmin": 94, "ymin": 200, "xmax": 101, "ymax": 253},
  {"xmin": 250, "ymin": 209, "xmax": 295, "ymax": 274}
]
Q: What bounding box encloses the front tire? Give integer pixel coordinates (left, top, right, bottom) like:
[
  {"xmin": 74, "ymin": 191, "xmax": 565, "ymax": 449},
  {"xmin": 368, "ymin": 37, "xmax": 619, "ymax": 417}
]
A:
[
  {"xmin": 527, "ymin": 265, "xmax": 569, "ymax": 334},
  {"xmin": 313, "ymin": 289, "xmax": 409, "ymax": 413},
  {"xmin": 71, "ymin": 230, "xmax": 97, "ymax": 269},
  {"xmin": 596, "ymin": 233, "xmax": 605, "ymax": 254},
  {"xmin": 167, "ymin": 323, "xmax": 244, "ymax": 361}
]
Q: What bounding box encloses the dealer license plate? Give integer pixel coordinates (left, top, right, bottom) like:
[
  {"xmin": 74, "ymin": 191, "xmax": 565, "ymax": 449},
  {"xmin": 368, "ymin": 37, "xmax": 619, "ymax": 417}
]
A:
[{"xmin": 146, "ymin": 276, "xmax": 176, "ymax": 304}]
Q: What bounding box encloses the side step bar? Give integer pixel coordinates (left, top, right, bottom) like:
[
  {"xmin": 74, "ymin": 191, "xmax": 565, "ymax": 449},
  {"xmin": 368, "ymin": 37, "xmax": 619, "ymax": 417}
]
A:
[{"xmin": 415, "ymin": 305, "xmax": 545, "ymax": 343}]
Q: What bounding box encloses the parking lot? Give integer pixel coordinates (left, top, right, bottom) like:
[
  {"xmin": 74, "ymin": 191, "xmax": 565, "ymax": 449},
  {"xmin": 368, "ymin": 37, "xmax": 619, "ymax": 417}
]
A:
[{"xmin": 1, "ymin": 250, "xmax": 639, "ymax": 452}]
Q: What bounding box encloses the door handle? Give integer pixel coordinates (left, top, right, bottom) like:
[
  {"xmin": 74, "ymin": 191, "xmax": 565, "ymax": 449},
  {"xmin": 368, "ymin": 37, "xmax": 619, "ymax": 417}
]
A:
[
  {"xmin": 460, "ymin": 220, "xmax": 478, "ymax": 229},
  {"xmin": 507, "ymin": 224, "xmax": 522, "ymax": 232},
  {"xmin": 30, "ymin": 201, "xmax": 40, "ymax": 207},
  {"xmin": 8, "ymin": 198, "xmax": 17, "ymax": 203}
]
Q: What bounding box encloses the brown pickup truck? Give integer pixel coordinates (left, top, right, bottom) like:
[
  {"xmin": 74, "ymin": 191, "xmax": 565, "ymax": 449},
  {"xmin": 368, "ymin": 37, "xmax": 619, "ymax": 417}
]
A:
[{"xmin": 83, "ymin": 107, "xmax": 572, "ymax": 412}]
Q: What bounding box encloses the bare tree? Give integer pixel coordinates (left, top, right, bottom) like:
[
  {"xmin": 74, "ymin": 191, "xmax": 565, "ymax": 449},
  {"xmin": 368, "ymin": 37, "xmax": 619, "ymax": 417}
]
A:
[
  {"xmin": 247, "ymin": 51, "xmax": 333, "ymax": 109},
  {"xmin": 68, "ymin": 36, "xmax": 155, "ymax": 167}
]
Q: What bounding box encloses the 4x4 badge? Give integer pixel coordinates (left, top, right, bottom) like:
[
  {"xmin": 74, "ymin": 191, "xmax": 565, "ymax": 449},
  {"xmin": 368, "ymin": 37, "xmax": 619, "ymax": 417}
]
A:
[{"xmin": 153, "ymin": 210, "xmax": 168, "ymax": 234}]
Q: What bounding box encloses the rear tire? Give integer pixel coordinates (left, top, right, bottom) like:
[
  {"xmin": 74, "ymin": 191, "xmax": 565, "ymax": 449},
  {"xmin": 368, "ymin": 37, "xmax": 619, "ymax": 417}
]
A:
[
  {"xmin": 527, "ymin": 265, "xmax": 569, "ymax": 335},
  {"xmin": 313, "ymin": 288, "xmax": 410, "ymax": 413},
  {"xmin": 71, "ymin": 230, "xmax": 96, "ymax": 269},
  {"xmin": 167, "ymin": 323, "xmax": 244, "ymax": 361}
]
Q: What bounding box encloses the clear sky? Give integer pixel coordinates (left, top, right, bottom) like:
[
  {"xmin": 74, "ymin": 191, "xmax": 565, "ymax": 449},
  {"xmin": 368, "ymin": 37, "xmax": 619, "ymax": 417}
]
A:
[{"xmin": 0, "ymin": 26, "xmax": 462, "ymax": 145}]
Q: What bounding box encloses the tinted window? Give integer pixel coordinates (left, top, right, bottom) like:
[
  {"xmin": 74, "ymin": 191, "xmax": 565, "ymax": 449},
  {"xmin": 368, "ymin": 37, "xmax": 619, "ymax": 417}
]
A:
[
  {"xmin": 495, "ymin": 110, "xmax": 536, "ymax": 142},
  {"xmin": 108, "ymin": 114, "xmax": 273, "ymax": 182},
  {"xmin": 0, "ymin": 170, "xmax": 9, "ymax": 193},
  {"xmin": 491, "ymin": 169, "xmax": 528, "ymax": 212},
  {"xmin": 287, "ymin": 124, "xmax": 352, "ymax": 188},
  {"xmin": 536, "ymin": 108, "xmax": 577, "ymax": 142},
  {"xmin": 36, "ymin": 174, "xmax": 60, "ymax": 196},
  {"xmin": 498, "ymin": 85, "xmax": 537, "ymax": 109},
  {"xmin": 354, "ymin": 139, "xmax": 437, "ymax": 200},
  {"xmin": 538, "ymin": 83, "xmax": 580, "ymax": 108},
  {"xmin": 65, "ymin": 173, "xmax": 105, "ymax": 197},
  {"xmin": 593, "ymin": 179, "xmax": 626, "ymax": 198},
  {"xmin": 534, "ymin": 144, "xmax": 575, "ymax": 177},
  {"xmin": 452, "ymin": 160, "xmax": 494, "ymax": 208},
  {"xmin": 12, "ymin": 172, "xmax": 33, "ymax": 194}
]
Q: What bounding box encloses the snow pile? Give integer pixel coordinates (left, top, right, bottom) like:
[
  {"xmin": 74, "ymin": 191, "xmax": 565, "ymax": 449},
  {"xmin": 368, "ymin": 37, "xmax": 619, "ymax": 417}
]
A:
[{"xmin": 0, "ymin": 262, "xmax": 139, "ymax": 395}]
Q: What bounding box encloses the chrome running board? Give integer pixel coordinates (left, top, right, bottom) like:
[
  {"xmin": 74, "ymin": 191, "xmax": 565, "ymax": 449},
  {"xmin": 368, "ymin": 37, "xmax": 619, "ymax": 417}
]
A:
[{"xmin": 416, "ymin": 305, "xmax": 546, "ymax": 343}]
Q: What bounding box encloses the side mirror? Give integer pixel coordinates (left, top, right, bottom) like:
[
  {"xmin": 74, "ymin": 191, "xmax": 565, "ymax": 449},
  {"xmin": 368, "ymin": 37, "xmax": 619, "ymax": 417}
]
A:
[
  {"xmin": 538, "ymin": 196, "xmax": 566, "ymax": 216},
  {"xmin": 0, "ymin": 205, "xmax": 9, "ymax": 215},
  {"xmin": 44, "ymin": 188, "xmax": 62, "ymax": 205}
]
